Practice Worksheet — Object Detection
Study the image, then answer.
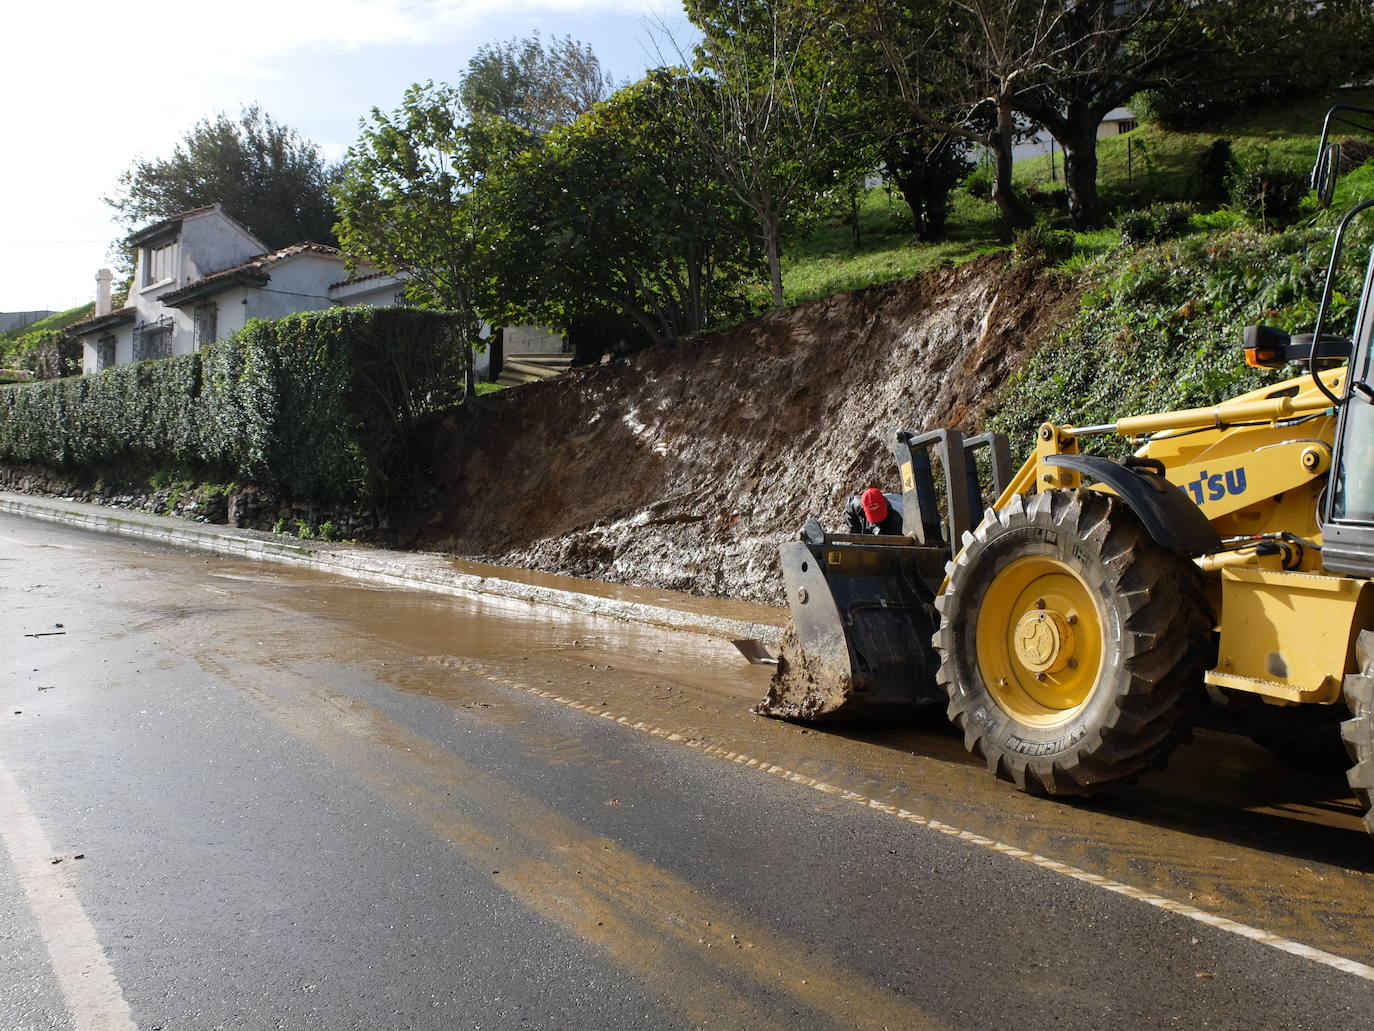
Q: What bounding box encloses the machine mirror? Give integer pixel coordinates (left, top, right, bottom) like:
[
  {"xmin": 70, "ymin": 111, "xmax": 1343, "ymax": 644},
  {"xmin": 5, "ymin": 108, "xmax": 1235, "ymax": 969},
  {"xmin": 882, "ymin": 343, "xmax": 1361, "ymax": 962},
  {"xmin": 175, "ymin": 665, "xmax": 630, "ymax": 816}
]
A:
[{"xmin": 1243, "ymin": 324, "xmax": 1350, "ymax": 369}]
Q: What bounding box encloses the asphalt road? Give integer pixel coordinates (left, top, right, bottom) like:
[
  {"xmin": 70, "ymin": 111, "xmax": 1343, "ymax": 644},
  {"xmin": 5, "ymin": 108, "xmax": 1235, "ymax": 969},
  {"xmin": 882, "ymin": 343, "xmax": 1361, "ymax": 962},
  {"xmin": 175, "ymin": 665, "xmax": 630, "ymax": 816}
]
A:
[{"xmin": 4, "ymin": 514, "xmax": 1374, "ymax": 1031}]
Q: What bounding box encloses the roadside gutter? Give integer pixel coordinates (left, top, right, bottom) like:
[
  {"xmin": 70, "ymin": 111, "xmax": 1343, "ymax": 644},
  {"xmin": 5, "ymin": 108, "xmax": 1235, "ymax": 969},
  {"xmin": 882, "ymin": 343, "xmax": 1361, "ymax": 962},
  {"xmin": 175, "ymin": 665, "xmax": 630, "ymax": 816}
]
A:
[{"xmin": 0, "ymin": 492, "xmax": 785, "ymax": 646}]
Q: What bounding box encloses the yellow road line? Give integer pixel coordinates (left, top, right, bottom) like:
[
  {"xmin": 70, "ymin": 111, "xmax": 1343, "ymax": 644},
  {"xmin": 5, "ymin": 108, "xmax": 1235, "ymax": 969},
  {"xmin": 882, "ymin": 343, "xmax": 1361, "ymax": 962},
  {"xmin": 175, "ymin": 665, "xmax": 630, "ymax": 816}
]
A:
[{"xmin": 222, "ymin": 657, "xmax": 952, "ymax": 1031}]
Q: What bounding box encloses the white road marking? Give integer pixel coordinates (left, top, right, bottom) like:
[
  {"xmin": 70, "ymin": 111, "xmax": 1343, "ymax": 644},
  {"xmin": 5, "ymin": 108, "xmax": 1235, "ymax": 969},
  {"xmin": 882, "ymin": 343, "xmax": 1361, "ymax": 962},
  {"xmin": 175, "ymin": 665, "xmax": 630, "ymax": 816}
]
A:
[
  {"xmin": 453, "ymin": 662, "xmax": 1374, "ymax": 985},
  {"xmin": 0, "ymin": 758, "xmax": 137, "ymax": 1031}
]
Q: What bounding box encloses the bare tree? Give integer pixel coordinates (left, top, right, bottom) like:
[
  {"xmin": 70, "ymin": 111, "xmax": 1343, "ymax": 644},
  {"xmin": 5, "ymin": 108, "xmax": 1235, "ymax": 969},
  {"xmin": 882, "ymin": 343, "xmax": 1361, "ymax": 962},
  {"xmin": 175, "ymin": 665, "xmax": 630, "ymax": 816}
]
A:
[
  {"xmin": 1010, "ymin": 1, "xmax": 1194, "ymax": 228},
  {"xmin": 677, "ymin": 0, "xmax": 846, "ymax": 308},
  {"xmin": 854, "ymin": 0, "xmax": 1080, "ymax": 231}
]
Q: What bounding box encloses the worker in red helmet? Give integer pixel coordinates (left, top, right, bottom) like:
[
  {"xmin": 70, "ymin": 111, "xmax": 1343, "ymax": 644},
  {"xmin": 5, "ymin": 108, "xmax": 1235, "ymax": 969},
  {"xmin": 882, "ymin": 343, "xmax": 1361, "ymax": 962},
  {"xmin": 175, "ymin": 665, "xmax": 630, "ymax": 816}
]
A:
[{"xmin": 844, "ymin": 486, "xmax": 904, "ymax": 535}]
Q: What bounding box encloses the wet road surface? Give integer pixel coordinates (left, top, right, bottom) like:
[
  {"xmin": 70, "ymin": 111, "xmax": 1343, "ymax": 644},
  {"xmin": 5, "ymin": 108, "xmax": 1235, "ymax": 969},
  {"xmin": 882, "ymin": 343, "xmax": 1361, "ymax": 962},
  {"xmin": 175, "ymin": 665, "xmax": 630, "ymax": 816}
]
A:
[{"xmin": 3, "ymin": 514, "xmax": 1374, "ymax": 1030}]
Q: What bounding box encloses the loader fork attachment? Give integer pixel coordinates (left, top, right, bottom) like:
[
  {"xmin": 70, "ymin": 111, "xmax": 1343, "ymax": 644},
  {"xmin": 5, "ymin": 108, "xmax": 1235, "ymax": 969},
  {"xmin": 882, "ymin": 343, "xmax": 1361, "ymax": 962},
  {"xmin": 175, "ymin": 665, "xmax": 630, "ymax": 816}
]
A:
[
  {"xmin": 892, "ymin": 428, "xmax": 1012, "ymax": 548},
  {"xmin": 754, "ymin": 426, "xmax": 1012, "ymax": 723}
]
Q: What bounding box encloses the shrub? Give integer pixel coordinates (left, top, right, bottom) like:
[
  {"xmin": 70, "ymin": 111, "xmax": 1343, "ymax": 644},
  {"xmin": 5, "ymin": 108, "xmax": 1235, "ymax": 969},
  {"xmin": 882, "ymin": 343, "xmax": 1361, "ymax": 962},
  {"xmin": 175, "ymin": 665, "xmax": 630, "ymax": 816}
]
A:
[
  {"xmin": 1012, "ymin": 221, "xmax": 1075, "ymax": 266},
  {"xmin": 1229, "ymin": 161, "xmax": 1308, "ymax": 225},
  {"xmin": 962, "ymin": 165, "xmax": 993, "ymax": 200},
  {"xmin": 1117, "ymin": 202, "xmax": 1194, "ymax": 246},
  {"xmin": 1023, "ymin": 184, "xmax": 1069, "ymax": 216}
]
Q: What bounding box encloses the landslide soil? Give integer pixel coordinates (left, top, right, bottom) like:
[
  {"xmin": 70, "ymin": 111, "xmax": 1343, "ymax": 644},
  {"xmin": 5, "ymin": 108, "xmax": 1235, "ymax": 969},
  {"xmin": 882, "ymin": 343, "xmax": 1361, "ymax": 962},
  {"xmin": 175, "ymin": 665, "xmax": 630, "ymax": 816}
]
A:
[{"xmin": 415, "ymin": 255, "xmax": 1078, "ymax": 605}]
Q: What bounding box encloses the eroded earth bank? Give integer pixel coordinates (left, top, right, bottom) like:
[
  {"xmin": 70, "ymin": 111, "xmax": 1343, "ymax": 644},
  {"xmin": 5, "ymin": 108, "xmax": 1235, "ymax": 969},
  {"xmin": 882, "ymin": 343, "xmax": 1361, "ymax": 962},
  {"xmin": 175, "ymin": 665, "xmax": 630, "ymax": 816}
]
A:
[{"xmin": 415, "ymin": 255, "xmax": 1077, "ymax": 604}]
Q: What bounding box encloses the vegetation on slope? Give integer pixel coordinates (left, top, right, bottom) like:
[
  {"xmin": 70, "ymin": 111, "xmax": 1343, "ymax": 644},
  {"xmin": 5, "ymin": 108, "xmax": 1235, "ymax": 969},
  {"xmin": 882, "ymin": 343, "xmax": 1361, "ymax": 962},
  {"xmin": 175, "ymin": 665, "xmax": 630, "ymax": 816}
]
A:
[
  {"xmin": 781, "ymin": 87, "xmax": 1374, "ymax": 309},
  {"xmin": 985, "ymin": 161, "xmax": 1374, "ymax": 453},
  {"xmin": 0, "ymin": 304, "xmax": 93, "ymax": 379}
]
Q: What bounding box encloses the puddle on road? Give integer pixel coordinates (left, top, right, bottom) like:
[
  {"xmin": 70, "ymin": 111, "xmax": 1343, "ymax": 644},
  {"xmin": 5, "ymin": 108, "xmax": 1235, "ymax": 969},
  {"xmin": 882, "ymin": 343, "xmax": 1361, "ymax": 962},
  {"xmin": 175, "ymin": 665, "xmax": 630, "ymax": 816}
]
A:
[{"xmin": 445, "ymin": 556, "xmax": 787, "ymax": 629}]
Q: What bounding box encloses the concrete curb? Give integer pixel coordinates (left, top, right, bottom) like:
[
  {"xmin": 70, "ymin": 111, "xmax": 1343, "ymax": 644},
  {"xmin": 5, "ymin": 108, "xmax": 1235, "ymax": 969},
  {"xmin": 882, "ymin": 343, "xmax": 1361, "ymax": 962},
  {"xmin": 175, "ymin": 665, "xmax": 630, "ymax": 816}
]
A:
[{"xmin": 0, "ymin": 494, "xmax": 785, "ymax": 646}]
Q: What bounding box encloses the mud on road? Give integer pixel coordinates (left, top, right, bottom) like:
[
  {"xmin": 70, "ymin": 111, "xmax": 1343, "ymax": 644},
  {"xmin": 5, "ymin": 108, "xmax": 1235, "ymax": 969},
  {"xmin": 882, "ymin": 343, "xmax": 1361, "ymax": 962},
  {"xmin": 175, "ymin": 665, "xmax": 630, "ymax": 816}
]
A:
[{"xmin": 416, "ymin": 256, "xmax": 1077, "ymax": 604}]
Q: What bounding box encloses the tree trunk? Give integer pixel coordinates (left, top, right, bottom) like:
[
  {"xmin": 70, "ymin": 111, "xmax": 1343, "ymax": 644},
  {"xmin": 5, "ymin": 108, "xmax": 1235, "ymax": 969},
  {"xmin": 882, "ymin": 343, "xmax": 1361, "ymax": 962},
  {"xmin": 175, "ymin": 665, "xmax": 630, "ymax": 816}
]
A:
[
  {"xmin": 1059, "ymin": 110, "xmax": 1105, "ymax": 230},
  {"xmin": 763, "ymin": 212, "xmax": 784, "ymax": 308},
  {"xmin": 464, "ymin": 340, "xmax": 476, "ymax": 399},
  {"xmin": 990, "ymin": 101, "xmax": 1030, "ymax": 235}
]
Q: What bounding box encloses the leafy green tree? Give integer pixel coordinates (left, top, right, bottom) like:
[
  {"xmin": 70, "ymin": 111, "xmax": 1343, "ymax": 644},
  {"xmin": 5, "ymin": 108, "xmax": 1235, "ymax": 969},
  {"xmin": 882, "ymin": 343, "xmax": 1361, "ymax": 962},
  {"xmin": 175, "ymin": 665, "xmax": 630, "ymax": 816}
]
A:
[
  {"xmin": 846, "ymin": 0, "xmax": 1374, "ymax": 231},
  {"xmin": 1129, "ymin": 0, "xmax": 1374, "ymax": 130},
  {"xmin": 880, "ymin": 132, "xmax": 973, "ymax": 240},
  {"xmin": 479, "ymin": 71, "xmax": 761, "ymax": 349},
  {"xmin": 105, "ymin": 105, "xmax": 341, "ymax": 249},
  {"xmin": 1009, "ymin": 0, "xmax": 1372, "ymax": 229},
  {"xmin": 459, "ymin": 33, "xmax": 614, "ymax": 134},
  {"xmin": 333, "ymin": 83, "xmax": 531, "ymax": 397}
]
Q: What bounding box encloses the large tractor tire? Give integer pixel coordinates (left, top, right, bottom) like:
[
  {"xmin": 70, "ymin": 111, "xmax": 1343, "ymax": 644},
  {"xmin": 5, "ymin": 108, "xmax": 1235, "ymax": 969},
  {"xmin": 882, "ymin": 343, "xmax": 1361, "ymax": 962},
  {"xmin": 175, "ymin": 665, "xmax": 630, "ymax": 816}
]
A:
[
  {"xmin": 934, "ymin": 489, "xmax": 1214, "ymax": 797},
  {"xmin": 1340, "ymin": 630, "xmax": 1374, "ymax": 836}
]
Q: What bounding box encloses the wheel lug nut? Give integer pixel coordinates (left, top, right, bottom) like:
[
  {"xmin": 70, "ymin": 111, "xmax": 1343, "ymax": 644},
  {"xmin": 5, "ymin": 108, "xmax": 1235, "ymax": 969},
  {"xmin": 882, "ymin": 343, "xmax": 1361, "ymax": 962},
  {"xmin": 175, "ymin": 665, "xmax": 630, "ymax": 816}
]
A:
[
  {"xmin": 1034, "ymin": 598, "xmax": 1046, "ymax": 610},
  {"xmin": 1066, "ymin": 614, "xmax": 1077, "ymax": 625},
  {"xmin": 1067, "ymin": 659, "xmax": 1078, "ymax": 670}
]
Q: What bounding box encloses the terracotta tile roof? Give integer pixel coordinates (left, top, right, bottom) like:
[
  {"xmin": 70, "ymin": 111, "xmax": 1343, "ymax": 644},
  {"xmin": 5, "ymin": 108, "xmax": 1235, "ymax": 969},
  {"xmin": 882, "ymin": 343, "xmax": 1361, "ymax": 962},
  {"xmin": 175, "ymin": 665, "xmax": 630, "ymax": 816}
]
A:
[
  {"xmin": 66, "ymin": 306, "xmax": 136, "ymax": 337},
  {"xmin": 160, "ymin": 242, "xmax": 344, "ymax": 306},
  {"xmin": 328, "ymin": 269, "xmax": 391, "ymax": 291}
]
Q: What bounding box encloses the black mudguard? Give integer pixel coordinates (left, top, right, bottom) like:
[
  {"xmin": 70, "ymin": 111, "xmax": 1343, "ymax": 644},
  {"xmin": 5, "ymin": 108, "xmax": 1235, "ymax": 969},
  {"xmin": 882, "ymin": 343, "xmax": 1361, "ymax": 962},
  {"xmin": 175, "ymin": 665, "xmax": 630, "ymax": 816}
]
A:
[{"xmin": 1045, "ymin": 454, "xmax": 1222, "ymax": 555}]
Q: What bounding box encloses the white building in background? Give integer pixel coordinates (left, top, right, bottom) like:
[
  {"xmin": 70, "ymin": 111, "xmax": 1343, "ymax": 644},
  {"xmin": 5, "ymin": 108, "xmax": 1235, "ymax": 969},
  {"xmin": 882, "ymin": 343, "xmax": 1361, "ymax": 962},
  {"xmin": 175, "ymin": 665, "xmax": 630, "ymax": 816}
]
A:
[
  {"xmin": 1010, "ymin": 107, "xmax": 1139, "ymax": 166},
  {"xmin": 68, "ymin": 205, "xmax": 403, "ymax": 376}
]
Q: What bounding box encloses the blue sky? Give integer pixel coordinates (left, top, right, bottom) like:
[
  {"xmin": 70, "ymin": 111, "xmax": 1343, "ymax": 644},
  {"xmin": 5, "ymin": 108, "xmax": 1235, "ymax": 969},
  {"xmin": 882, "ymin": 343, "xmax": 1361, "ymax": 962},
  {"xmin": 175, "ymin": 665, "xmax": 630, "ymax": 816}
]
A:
[{"xmin": 0, "ymin": 0, "xmax": 696, "ymax": 314}]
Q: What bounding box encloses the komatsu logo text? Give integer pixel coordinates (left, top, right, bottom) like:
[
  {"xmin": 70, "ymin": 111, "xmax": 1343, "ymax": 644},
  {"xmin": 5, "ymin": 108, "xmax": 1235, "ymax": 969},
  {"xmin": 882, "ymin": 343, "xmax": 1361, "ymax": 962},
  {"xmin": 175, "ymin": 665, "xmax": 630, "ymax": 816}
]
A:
[{"xmin": 1182, "ymin": 467, "xmax": 1247, "ymax": 505}]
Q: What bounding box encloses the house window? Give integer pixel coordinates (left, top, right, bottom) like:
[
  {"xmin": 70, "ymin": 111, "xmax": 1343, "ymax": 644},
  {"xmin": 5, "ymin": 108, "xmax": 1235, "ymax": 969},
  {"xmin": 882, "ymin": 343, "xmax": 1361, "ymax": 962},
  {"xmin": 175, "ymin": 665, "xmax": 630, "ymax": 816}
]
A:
[
  {"xmin": 142, "ymin": 242, "xmax": 176, "ymax": 286},
  {"xmin": 1116, "ymin": 119, "xmax": 1138, "ymax": 135},
  {"xmin": 193, "ymin": 303, "xmax": 218, "ymax": 350},
  {"xmin": 96, "ymin": 334, "xmax": 116, "ymax": 371},
  {"xmin": 133, "ymin": 321, "xmax": 173, "ymax": 362}
]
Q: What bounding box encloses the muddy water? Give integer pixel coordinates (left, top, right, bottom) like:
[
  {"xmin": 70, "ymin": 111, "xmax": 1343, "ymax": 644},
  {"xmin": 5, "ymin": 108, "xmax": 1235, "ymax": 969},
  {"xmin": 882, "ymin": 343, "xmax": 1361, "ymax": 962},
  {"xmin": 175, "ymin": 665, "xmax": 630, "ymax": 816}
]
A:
[
  {"xmin": 172, "ymin": 548, "xmax": 1374, "ymax": 976},
  {"xmin": 445, "ymin": 556, "xmax": 788, "ymax": 631}
]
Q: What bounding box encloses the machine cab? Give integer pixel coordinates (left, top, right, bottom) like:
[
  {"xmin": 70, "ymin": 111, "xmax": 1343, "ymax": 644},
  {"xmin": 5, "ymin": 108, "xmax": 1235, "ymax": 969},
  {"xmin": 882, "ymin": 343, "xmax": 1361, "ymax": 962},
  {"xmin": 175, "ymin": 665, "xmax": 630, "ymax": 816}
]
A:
[
  {"xmin": 1301, "ymin": 105, "xmax": 1374, "ymax": 576},
  {"xmin": 1324, "ymin": 239, "xmax": 1374, "ymax": 576}
]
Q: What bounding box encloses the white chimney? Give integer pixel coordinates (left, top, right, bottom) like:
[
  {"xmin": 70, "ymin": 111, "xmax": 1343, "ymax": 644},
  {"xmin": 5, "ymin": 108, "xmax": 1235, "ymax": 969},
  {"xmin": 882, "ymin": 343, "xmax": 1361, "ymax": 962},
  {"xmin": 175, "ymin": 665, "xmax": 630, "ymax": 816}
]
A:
[{"xmin": 95, "ymin": 268, "xmax": 113, "ymax": 317}]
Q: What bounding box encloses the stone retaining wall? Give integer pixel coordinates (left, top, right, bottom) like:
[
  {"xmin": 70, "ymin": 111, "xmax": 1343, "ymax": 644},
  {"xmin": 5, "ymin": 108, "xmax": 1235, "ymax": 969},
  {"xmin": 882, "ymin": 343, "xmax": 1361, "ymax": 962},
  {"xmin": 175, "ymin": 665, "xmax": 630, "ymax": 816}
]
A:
[{"xmin": 0, "ymin": 463, "xmax": 389, "ymax": 542}]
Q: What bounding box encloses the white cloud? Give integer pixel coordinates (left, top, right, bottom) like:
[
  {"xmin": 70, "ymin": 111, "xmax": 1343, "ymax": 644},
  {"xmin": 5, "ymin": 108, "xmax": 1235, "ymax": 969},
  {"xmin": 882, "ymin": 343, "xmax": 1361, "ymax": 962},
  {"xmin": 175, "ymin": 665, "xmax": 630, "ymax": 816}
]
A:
[{"xmin": 0, "ymin": 0, "xmax": 679, "ymax": 311}]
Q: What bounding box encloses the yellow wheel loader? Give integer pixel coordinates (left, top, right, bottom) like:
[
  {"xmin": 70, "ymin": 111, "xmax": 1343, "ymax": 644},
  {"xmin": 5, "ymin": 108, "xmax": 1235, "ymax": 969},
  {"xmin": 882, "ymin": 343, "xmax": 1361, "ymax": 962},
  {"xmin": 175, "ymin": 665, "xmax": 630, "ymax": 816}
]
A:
[{"xmin": 740, "ymin": 106, "xmax": 1374, "ymax": 835}]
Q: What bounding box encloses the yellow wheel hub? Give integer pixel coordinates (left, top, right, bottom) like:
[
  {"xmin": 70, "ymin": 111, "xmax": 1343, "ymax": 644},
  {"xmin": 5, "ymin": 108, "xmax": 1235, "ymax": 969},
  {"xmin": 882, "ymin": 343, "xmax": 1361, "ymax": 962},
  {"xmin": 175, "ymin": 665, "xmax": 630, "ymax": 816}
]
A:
[{"xmin": 976, "ymin": 555, "xmax": 1104, "ymax": 727}]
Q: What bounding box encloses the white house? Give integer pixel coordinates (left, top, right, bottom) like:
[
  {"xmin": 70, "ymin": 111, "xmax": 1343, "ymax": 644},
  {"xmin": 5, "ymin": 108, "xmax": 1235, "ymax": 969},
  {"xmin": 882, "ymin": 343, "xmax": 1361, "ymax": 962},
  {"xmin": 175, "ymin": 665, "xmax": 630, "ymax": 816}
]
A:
[
  {"xmin": 69, "ymin": 203, "xmax": 570, "ymax": 382},
  {"xmin": 69, "ymin": 205, "xmax": 403, "ymax": 375}
]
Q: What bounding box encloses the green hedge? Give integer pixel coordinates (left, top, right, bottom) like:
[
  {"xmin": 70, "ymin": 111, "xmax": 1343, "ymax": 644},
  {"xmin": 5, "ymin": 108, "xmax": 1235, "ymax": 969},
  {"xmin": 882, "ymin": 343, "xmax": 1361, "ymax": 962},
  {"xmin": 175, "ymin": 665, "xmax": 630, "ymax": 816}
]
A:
[{"xmin": 0, "ymin": 306, "xmax": 464, "ymax": 503}]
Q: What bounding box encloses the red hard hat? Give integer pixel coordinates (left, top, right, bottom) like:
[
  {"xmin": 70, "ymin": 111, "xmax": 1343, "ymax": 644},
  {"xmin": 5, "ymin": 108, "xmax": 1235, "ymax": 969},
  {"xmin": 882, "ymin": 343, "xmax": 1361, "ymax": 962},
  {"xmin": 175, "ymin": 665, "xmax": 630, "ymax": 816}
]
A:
[{"xmin": 861, "ymin": 487, "xmax": 889, "ymax": 524}]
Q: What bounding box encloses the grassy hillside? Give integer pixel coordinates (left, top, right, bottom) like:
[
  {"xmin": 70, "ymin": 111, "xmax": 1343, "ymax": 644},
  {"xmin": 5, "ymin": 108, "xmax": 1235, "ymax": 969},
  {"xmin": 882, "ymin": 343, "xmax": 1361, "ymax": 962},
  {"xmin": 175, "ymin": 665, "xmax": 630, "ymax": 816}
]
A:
[
  {"xmin": 985, "ymin": 155, "xmax": 1374, "ymax": 452},
  {"xmin": 0, "ymin": 303, "xmax": 92, "ymax": 375},
  {"xmin": 783, "ymin": 86, "xmax": 1374, "ymax": 306},
  {"xmin": 0, "ymin": 304, "xmax": 93, "ymax": 345}
]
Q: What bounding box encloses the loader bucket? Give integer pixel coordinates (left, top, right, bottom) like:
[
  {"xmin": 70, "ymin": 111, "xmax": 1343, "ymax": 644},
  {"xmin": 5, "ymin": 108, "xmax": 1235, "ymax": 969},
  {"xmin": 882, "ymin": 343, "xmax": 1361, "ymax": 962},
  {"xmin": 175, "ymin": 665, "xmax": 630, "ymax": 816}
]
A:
[{"xmin": 753, "ymin": 536, "xmax": 946, "ymax": 722}]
